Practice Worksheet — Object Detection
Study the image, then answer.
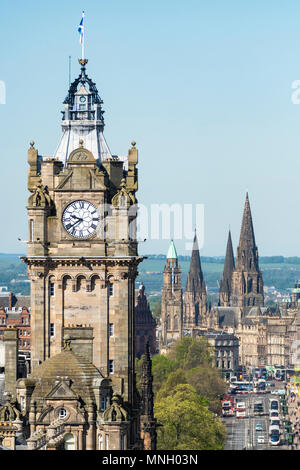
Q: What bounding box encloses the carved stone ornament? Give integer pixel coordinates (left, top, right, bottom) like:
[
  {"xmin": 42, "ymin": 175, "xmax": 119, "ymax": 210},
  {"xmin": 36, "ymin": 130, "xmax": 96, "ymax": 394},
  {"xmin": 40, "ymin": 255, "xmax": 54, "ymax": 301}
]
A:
[
  {"xmin": 0, "ymin": 394, "xmax": 21, "ymax": 422},
  {"xmin": 67, "ymin": 145, "xmax": 95, "ymax": 164},
  {"xmin": 31, "ymin": 184, "xmax": 52, "ymax": 208},
  {"xmin": 112, "ymin": 178, "xmax": 136, "ymax": 208},
  {"xmin": 103, "ymin": 393, "xmax": 128, "ymax": 422}
]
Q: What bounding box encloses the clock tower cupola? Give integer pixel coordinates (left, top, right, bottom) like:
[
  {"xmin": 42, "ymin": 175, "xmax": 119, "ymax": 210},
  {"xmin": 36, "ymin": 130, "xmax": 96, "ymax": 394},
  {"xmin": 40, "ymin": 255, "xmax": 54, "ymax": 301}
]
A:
[{"xmin": 54, "ymin": 59, "xmax": 112, "ymax": 164}]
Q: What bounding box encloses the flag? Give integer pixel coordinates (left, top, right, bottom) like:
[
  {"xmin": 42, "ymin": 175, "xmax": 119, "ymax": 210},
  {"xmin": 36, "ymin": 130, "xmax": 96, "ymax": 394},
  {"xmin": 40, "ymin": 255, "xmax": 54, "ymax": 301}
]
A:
[{"xmin": 78, "ymin": 12, "xmax": 85, "ymax": 44}]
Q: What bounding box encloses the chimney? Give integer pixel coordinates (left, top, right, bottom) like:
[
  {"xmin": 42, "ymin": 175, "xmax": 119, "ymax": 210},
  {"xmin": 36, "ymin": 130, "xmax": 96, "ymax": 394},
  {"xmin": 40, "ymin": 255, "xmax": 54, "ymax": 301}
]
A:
[
  {"xmin": 3, "ymin": 326, "xmax": 18, "ymax": 397},
  {"xmin": 8, "ymin": 292, "xmax": 13, "ymax": 311},
  {"xmin": 63, "ymin": 325, "xmax": 94, "ymax": 363}
]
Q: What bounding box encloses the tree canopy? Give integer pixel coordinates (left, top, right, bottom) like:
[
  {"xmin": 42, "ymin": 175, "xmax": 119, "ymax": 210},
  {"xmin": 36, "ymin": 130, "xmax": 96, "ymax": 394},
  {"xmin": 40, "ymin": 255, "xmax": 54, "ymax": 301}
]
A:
[{"xmin": 136, "ymin": 336, "xmax": 227, "ymax": 449}]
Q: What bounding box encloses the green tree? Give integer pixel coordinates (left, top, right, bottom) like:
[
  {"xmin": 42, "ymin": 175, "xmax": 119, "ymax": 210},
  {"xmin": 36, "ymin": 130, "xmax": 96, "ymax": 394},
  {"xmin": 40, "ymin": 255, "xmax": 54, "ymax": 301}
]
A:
[
  {"xmin": 151, "ymin": 354, "xmax": 177, "ymax": 394},
  {"xmin": 168, "ymin": 337, "xmax": 214, "ymax": 369},
  {"xmin": 186, "ymin": 367, "xmax": 227, "ymax": 414},
  {"xmin": 155, "ymin": 384, "xmax": 226, "ymax": 450},
  {"xmin": 156, "ymin": 368, "xmax": 187, "ymax": 401}
]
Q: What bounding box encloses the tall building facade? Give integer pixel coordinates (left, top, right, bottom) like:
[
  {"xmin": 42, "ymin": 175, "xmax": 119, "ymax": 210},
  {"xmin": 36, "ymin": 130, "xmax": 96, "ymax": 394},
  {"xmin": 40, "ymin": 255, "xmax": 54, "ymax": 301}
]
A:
[{"xmin": 2, "ymin": 57, "xmax": 153, "ymax": 450}]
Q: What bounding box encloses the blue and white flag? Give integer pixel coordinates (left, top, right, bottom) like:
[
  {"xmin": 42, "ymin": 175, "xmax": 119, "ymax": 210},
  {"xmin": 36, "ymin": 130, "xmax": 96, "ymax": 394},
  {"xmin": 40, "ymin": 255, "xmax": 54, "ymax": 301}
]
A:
[{"xmin": 78, "ymin": 12, "xmax": 85, "ymax": 44}]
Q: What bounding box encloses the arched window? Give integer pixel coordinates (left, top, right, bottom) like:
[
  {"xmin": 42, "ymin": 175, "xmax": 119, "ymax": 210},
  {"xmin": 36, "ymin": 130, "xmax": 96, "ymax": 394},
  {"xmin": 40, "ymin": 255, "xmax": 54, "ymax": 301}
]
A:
[
  {"xmin": 64, "ymin": 433, "xmax": 75, "ymax": 451},
  {"xmin": 76, "ymin": 275, "xmax": 86, "ymax": 291},
  {"xmin": 91, "ymin": 275, "xmax": 100, "ymax": 292}
]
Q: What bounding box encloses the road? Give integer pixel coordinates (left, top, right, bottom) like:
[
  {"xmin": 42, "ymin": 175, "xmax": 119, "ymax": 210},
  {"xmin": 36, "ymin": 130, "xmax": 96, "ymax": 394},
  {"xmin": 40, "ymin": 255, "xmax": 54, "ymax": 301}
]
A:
[{"xmin": 223, "ymin": 385, "xmax": 288, "ymax": 450}]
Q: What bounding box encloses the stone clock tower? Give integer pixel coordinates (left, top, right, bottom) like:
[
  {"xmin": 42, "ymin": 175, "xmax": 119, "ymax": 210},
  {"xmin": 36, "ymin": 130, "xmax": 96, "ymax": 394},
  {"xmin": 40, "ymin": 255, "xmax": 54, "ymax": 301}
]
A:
[{"xmin": 20, "ymin": 59, "xmax": 146, "ymax": 449}]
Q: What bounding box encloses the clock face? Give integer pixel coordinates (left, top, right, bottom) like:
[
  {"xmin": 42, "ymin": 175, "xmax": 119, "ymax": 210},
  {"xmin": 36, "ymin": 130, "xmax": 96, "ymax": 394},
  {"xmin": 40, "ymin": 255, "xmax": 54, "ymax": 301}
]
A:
[
  {"xmin": 80, "ymin": 96, "xmax": 86, "ymax": 102},
  {"xmin": 62, "ymin": 200, "xmax": 100, "ymax": 238}
]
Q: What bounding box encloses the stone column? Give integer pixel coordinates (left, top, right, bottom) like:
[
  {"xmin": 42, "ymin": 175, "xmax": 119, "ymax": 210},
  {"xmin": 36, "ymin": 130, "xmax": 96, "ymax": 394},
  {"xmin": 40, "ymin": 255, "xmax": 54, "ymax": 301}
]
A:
[{"xmin": 3, "ymin": 328, "xmax": 18, "ymax": 397}]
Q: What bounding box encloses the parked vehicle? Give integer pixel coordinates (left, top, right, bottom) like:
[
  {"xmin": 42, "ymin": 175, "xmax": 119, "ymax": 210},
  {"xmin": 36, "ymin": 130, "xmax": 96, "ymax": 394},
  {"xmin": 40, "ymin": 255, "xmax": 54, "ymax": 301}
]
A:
[{"xmin": 269, "ymin": 398, "xmax": 279, "ymax": 410}]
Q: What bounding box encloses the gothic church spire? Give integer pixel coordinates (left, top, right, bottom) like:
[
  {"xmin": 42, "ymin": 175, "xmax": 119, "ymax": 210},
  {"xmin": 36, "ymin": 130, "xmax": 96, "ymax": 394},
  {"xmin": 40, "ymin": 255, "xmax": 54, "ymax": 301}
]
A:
[{"xmin": 219, "ymin": 229, "xmax": 235, "ymax": 306}]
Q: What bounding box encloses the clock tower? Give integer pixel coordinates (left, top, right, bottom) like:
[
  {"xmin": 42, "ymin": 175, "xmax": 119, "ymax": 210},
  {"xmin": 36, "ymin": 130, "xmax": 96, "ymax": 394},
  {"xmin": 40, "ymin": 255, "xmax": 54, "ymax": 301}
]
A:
[{"xmin": 22, "ymin": 58, "xmax": 141, "ymax": 422}]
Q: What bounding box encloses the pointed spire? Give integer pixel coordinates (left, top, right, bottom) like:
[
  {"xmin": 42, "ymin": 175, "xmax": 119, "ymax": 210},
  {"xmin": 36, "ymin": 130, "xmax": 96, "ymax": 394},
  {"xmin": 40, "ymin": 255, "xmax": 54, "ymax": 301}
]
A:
[
  {"xmin": 219, "ymin": 230, "xmax": 235, "ymax": 303},
  {"xmin": 167, "ymin": 240, "xmax": 178, "ymax": 260},
  {"xmin": 185, "ymin": 231, "xmax": 205, "ymax": 292},
  {"xmin": 236, "ymin": 192, "xmax": 258, "ymax": 271},
  {"xmin": 239, "ymin": 192, "xmax": 256, "ymax": 249}
]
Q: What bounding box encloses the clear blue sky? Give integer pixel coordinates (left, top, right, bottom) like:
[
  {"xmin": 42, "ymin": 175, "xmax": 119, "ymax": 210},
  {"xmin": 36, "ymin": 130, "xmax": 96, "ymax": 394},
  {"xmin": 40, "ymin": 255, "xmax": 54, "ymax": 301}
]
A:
[{"xmin": 2, "ymin": 0, "xmax": 300, "ymax": 257}]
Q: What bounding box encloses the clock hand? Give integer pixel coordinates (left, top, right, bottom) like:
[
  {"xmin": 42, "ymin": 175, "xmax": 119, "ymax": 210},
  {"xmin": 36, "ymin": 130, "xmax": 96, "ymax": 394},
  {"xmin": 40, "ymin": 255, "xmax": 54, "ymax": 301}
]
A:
[{"xmin": 69, "ymin": 218, "xmax": 83, "ymax": 228}]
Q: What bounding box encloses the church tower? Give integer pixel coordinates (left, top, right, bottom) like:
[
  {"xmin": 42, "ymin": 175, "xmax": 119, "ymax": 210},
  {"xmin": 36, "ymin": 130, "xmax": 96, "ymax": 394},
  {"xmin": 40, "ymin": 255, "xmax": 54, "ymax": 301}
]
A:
[
  {"xmin": 230, "ymin": 193, "xmax": 264, "ymax": 309},
  {"xmin": 160, "ymin": 241, "xmax": 183, "ymax": 349},
  {"xmin": 183, "ymin": 231, "xmax": 207, "ymax": 328},
  {"xmin": 219, "ymin": 230, "xmax": 235, "ymax": 306},
  {"xmin": 21, "ymin": 58, "xmax": 143, "ymax": 448}
]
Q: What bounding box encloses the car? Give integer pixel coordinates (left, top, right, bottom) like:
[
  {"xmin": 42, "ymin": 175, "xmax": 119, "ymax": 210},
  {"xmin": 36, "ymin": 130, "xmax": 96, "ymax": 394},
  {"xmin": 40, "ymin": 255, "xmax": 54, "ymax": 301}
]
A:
[
  {"xmin": 257, "ymin": 435, "xmax": 265, "ymax": 444},
  {"xmin": 270, "ymin": 411, "xmax": 279, "ymax": 418},
  {"xmin": 256, "ymin": 423, "xmax": 263, "ymax": 431},
  {"xmin": 271, "ymin": 390, "xmax": 279, "ymax": 395}
]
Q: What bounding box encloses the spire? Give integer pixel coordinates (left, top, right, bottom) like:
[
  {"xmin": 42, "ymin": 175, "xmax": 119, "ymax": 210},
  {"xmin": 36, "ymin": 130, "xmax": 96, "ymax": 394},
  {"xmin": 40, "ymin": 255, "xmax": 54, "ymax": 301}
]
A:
[
  {"xmin": 185, "ymin": 231, "xmax": 205, "ymax": 293},
  {"xmin": 167, "ymin": 240, "xmax": 178, "ymax": 260},
  {"xmin": 239, "ymin": 192, "xmax": 256, "ymax": 249},
  {"xmin": 141, "ymin": 342, "xmax": 154, "ymax": 417},
  {"xmin": 236, "ymin": 192, "xmax": 258, "ymax": 271},
  {"xmin": 54, "ymin": 59, "xmax": 112, "ymax": 164},
  {"xmin": 230, "ymin": 192, "xmax": 264, "ymax": 309},
  {"xmin": 219, "ymin": 229, "xmax": 235, "ymax": 301},
  {"xmin": 140, "ymin": 342, "xmax": 157, "ymax": 450}
]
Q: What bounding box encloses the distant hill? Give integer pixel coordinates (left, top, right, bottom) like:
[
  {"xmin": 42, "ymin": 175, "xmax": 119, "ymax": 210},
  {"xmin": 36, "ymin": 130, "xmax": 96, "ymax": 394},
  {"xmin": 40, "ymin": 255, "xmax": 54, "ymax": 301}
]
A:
[{"xmin": 1, "ymin": 253, "xmax": 300, "ymax": 296}]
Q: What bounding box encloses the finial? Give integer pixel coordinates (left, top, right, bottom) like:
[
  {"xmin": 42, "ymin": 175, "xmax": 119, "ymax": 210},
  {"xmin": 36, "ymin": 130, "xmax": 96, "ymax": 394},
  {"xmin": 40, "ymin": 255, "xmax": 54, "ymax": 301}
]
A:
[
  {"xmin": 30, "ymin": 141, "xmax": 35, "ymax": 148},
  {"xmin": 79, "ymin": 139, "xmax": 84, "ymax": 148},
  {"xmin": 78, "ymin": 58, "xmax": 88, "ymax": 66},
  {"xmin": 120, "ymin": 178, "xmax": 126, "ymax": 188},
  {"xmin": 131, "ymin": 141, "xmax": 136, "ymax": 148}
]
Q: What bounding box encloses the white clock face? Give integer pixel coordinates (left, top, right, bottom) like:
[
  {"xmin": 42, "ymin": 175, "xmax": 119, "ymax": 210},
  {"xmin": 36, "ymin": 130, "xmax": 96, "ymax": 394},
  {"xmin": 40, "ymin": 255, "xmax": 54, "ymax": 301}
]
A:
[{"xmin": 62, "ymin": 200, "xmax": 100, "ymax": 238}]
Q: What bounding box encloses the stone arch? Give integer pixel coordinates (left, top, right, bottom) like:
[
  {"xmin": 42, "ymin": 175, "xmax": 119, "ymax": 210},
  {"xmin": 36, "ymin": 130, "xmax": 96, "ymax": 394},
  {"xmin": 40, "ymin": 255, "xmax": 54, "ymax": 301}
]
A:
[
  {"xmin": 62, "ymin": 275, "xmax": 72, "ymax": 291},
  {"xmin": 90, "ymin": 275, "xmax": 100, "ymax": 291},
  {"xmin": 59, "ymin": 273, "xmax": 74, "ymax": 282},
  {"xmin": 76, "ymin": 274, "xmax": 86, "ymax": 291}
]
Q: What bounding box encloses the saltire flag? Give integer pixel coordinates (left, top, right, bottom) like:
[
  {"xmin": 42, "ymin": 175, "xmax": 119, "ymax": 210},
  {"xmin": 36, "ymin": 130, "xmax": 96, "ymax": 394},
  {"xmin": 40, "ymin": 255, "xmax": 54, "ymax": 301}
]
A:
[{"xmin": 78, "ymin": 12, "xmax": 85, "ymax": 44}]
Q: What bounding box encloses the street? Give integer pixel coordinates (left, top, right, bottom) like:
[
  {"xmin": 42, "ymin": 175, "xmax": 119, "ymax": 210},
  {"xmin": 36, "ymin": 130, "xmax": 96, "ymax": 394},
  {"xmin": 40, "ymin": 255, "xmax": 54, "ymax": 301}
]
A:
[{"xmin": 223, "ymin": 387, "xmax": 288, "ymax": 450}]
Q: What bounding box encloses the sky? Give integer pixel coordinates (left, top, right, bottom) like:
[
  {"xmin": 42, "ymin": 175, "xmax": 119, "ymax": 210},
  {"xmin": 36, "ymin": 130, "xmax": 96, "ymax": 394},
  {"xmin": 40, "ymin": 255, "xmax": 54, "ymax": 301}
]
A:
[{"xmin": 2, "ymin": 0, "xmax": 300, "ymax": 257}]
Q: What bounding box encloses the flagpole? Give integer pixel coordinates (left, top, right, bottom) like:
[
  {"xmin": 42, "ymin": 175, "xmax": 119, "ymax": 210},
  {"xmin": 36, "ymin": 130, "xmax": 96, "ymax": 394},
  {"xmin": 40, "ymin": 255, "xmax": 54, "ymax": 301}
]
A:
[{"xmin": 82, "ymin": 11, "xmax": 85, "ymax": 61}]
